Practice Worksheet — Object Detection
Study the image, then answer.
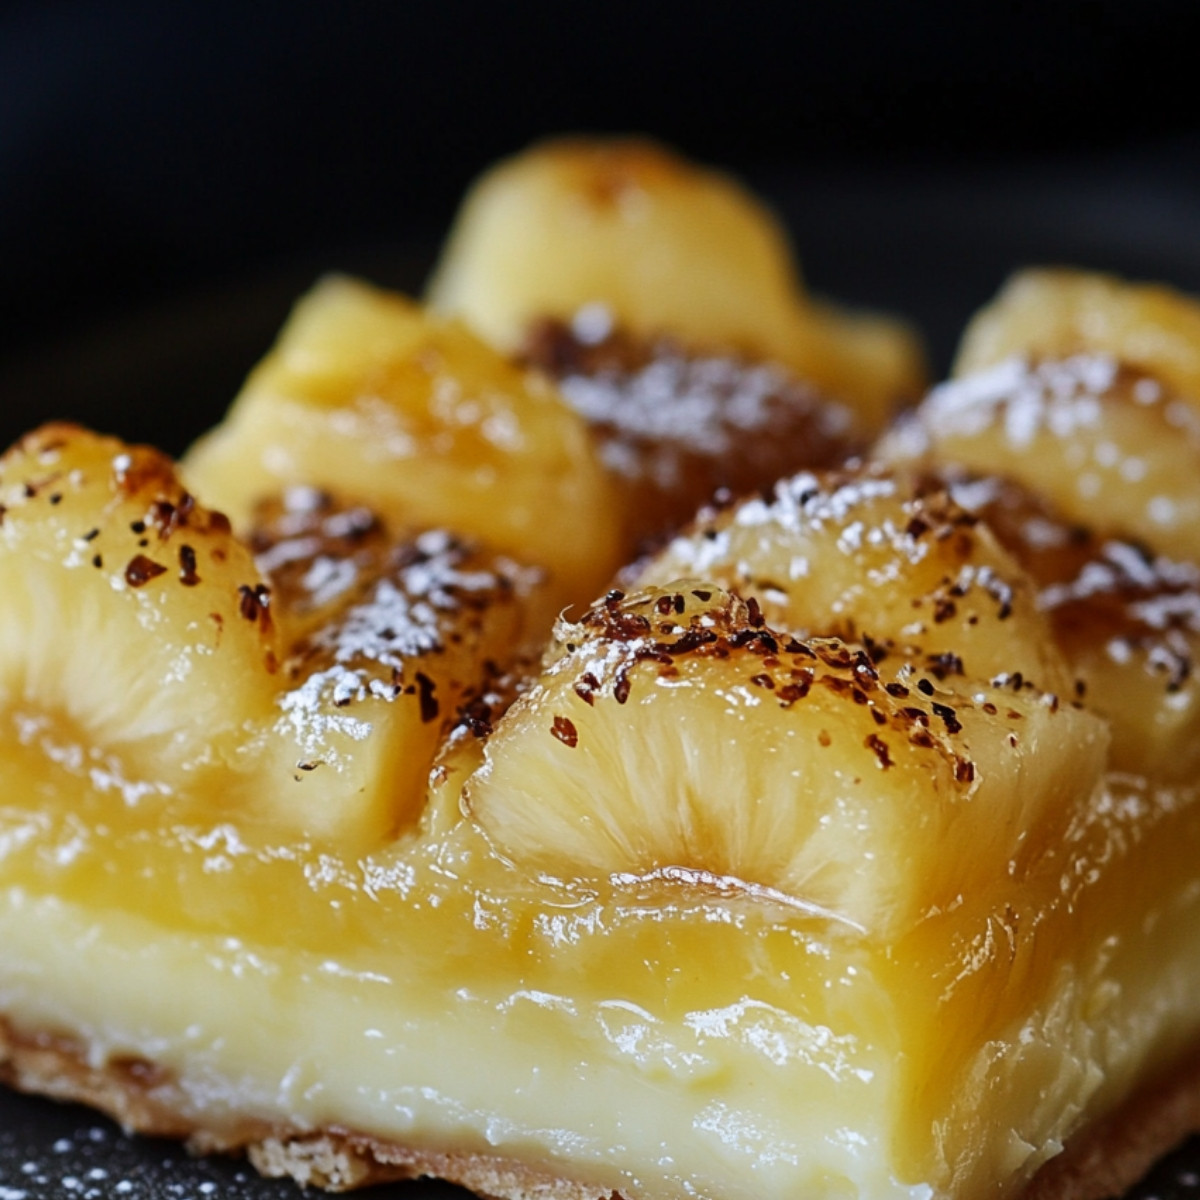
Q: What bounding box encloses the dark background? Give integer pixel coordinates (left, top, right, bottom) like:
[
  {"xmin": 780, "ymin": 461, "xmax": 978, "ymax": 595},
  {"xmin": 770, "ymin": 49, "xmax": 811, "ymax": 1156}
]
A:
[{"xmin": 3, "ymin": 0, "xmax": 1200, "ymax": 452}]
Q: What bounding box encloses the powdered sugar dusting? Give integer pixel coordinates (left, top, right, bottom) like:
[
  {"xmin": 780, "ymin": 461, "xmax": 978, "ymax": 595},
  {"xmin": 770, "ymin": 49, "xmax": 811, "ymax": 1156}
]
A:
[
  {"xmin": 657, "ymin": 470, "xmax": 918, "ymax": 582},
  {"xmin": 897, "ymin": 354, "xmax": 1121, "ymax": 451},
  {"xmin": 557, "ymin": 351, "xmax": 851, "ymax": 472},
  {"xmin": 1039, "ymin": 542, "xmax": 1200, "ymax": 616}
]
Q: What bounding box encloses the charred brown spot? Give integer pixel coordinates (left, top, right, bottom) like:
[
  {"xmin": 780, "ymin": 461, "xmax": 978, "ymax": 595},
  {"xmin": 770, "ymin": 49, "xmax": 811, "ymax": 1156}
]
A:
[
  {"xmin": 178, "ymin": 544, "xmax": 200, "ymax": 587},
  {"xmin": 932, "ymin": 597, "xmax": 958, "ymax": 624},
  {"xmin": 459, "ymin": 696, "xmax": 495, "ymax": 739},
  {"xmin": 925, "ymin": 652, "xmax": 964, "ymax": 680},
  {"xmin": 147, "ymin": 494, "xmax": 195, "ymax": 539},
  {"xmin": 666, "ymin": 627, "xmax": 719, "ymax": 655},
  {"xmin": 574, "ymin": 671, "xmax": 600, "ymax": 706},
  {"xmin": 238, "ymin": 583, "xmax": 272, "ymax": 628},
  {"xmin": 125, "ymin": 554, "xmax": 166, "ymax": 588},
  {"xmin": 866, "ymin": 733, "xmax": 893, "ymax": 769},
  {"xmin": 862, "ymin": 634, "xmax": 890, "ymax": 664},
  {"xmin": 551, "ymin": 715, "xmax": 579, "ymax": 748},
  {"xmin": 931, "ymin": 702, "xmax": 962, "ymax": 734},
  {"xmin": 778, "ymin": 669, "xmax": 814, "ymax": 707},
  {"xmin": 415, "ymin": 672, "xmax": 439, "ymax": 724}
]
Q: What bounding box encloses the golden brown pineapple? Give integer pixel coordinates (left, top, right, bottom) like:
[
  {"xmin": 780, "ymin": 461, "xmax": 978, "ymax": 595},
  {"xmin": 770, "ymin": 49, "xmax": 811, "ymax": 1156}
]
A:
[
  {"xmin": 428, "ymin": 138, "xmax": 926, "ymax": 439},
  {"xmin": 882, "ymin": 270, "xmax": 1200, "ymax": 561},
  {"xmin": 630, "ymin": 466, "xmax": 1071, "ymax": 694},
  {"xmin": 955, "ymin": 268, "xmax": 1200, "ymax": 403},
  {"xmin": 249, "ymin": 488, "xmax": 541, "ymax": 843},
  {"xmin": 464, "ymin": 583, "xmax": 1107, "ymax": 937},
  {"xmin": 877, "ymin": 270, "xmax": 1200, "ymax": 786},
  {"xmin": 183, "ymin": 276, "xmax": 625, "ymax": 614},
  {"xmin": 0, "ymin": 426, "xmax": 541, "ymax": 847},
  {"xmin": 933, "ymin": 470, "xmax": 1200, "ymax": 783},
  {"xmin": 0, "ymin": 424, "xmax": 282, "ymax": 787}
]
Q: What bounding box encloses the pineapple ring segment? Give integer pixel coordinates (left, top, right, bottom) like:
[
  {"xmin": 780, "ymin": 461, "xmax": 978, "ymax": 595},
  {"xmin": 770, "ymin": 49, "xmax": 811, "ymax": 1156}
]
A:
[
  {"xmin": 251, "ymin": 488, "xmax": 541, "ymax": 844},
  {"xmin": 464, "ymin": 585, "xmax": 1109, "ymax": 938},
  {"xmin": 954, "ymin": 267, "xmax": 1200, "ymax": 408},
  {"xmin": 427, "ymin": 137, "xmax": 926, "ymax": 431},
  {"xmin": 183, "ymin": 276, "xmax": 625, "ymax": 614},
  {"xmin": 0, "ymin": 427, "xmax": 540, "ymax": 845},
  {"xmin": 0, "ymin": 424, "xmax": 281, "ymax": 778},
  {"xmin": 937, "ymin": 470, "xmax": 1200, "ymax": 783},
  {"xmin": 632, "ymin": 466, "xmax": 1071, "ymax": 696},
  {"xmin": 880, "ymin": 353, "xmax": 1200, "ymax": 562}
]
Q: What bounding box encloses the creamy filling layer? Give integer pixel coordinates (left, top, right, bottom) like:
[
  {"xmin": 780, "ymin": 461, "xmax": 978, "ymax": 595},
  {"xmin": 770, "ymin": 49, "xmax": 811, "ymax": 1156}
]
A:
[
  {"xmin": 0, "ymin": 891, "xmax": 916, "ymax": 1200},
  {"xmin": 3, "ymin": 832, "xmax": 1200, "ymax": 1200}
]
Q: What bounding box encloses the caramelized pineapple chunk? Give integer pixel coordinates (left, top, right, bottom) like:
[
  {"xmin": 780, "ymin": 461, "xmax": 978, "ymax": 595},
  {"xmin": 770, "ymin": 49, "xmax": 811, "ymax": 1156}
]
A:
[
  {"xmin": 0, "ymin": 424, "xmax": 281, "ymax": 785},
  {"xmin": 251, "ymin": 489, "xmax": 540, "ymax": 843},
  {"xmin": 183, "ymin": 277, "xmax": 624, "ymax": 613},
  {"xmin": 427, "ymin": 137, "xmax": 926, "ymax": 433},
  {"xmin": 882, "ymin": 273, "xmax": 1200, "ymax": 560},
  {"xmin": 465, "ymin": 585, "xmax": 1107, "ymax": 937},
  {"xmin": 0, "ymin": 427, "xmax": 541, "ymax": 846},
  {"xmin": 956, "ymin": 268, "xmax": 1200, "ymax": 404},
  {"xmin": 876, "ymin": 269, "xmax": 1200, "ymax": 784},
  {"xmin": 939, "ymin": 472, "xmax": 1200, "ymax": 783},
  {"xmin": 631, "ymin": 466, "xmax": 1071, "ymax": 693}
]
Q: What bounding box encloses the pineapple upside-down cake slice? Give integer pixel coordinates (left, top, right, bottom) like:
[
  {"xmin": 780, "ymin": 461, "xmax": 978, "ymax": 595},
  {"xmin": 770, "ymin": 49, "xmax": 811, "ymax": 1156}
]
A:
[{"xmin": 3, "ymin": 149, "xmax": 1200, "ymax": 1200}]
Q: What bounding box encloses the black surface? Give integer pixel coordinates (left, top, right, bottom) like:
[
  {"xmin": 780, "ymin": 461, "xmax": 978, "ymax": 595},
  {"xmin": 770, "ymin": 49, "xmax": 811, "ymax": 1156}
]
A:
[
  {"xmin": 0, "ymin": 1089, "xmax": 469, "ymax": 1198},
  {"xmin": 2, "ymin": 148, "xmax": 1200, "ymax": 1196}
]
